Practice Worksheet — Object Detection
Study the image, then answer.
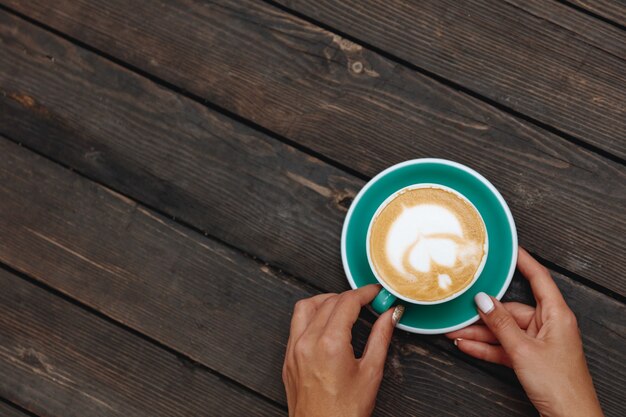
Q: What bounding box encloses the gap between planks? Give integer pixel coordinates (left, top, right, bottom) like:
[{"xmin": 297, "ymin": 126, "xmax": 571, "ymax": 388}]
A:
[
  {"xmin": 1, "ymin": 130, "xmax": 622, "ymax": 410},
  {"xmin": 0, "ymin": 260, "xmax": 289, "ymax": 414},
  {"xmin": 1, "ymin": 0, "xmax": 622, "ymax": 288},
  {"xmin": 556, "ymin": 0, "xmax": 626, "ymax": 32},
  {"xmin": 0, "ymin": 133, "xmax": 534, "ymax": 395},
  {"xmin": 0, "ymin": 3, "xmax": 623, "ymax": 413},
  {"xmin": 0, "ymin": 3, "xmax": 370, "ymax": 183},
  {"xmin": 0, "ymin": 4, "xmax": 623, "ymax": 302},
  {"xmin": 0, "ymin": 396, "xmax": 39, "ymax": 417},
  {"xmin": 259, "ymin": 0, "xmax": 626, "ymax": 166},
  {"xmin": 0, "ymin": 8, "xmax": 623, "ymax": 400},
  {"xmin": 0, "ymin": 1, "xmax": 623, "ymax": 171},
  {"xmin": 1, "ymin": 126, "xmax": 622, "ymax": 306}
]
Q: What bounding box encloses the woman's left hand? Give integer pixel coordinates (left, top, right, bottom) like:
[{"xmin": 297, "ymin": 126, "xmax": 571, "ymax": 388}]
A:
[{"xmin": 283, "ymin": 284, "xmax": 404, "ymax": 417}]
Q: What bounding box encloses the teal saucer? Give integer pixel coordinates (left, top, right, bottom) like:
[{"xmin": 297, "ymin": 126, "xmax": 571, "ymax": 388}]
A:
[{"xmin": 341, "ymin": 159, "xmax": 517, "ymax": 334}]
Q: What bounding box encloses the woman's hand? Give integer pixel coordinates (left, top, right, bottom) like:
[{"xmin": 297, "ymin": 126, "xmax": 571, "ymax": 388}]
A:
[
  {"xmin": 283, "ymin": 284, "xmax": 404, "ymax": 417},
  {"xmin": 447, "ymin": 247, "xmax": 603, "ymax": 417}
]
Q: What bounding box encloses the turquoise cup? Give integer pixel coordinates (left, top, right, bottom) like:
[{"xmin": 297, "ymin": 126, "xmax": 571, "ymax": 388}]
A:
[{"xmin": 341, "ymin": 159, "xmax": 517, "ymax": 334}]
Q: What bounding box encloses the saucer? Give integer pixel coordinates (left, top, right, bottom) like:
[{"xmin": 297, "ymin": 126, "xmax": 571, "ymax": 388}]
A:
[{"xmin": 341, "ymin": 159, "xmax": 517, "ymax": 334}]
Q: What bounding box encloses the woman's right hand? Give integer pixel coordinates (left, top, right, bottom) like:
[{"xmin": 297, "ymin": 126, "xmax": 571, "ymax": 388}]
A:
[{"xmin": 446, "ymin": 247, "xmax": 604, "ymax": 417}]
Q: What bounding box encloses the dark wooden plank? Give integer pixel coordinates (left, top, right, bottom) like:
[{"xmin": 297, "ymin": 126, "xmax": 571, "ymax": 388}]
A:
[
  {"xmin": 567, "ymin": 0, "xmax": 626, "ymax": 27},
  {"xmin": 1, "ymin": 5, "xmax": 625, "ymax": 295},
  {"xmin": 0, "ymin": 140, "xmax": 541, "ymax": 417},
  {"xmin": 273, "ymin": 0, "xmax": 626, "ymax": 159},
  {"xmin": 0, "ymin": 401, "xmax": 32, "ymax": 417},
  {"xmin": 0, "ymin": 11, "xmax": 360, "ymax": 295},
  {"xmin": 1, "ymin": 4, "xmax": 621, "ymax": 416},
  {"xmin": 504, "ymin": 0, "xmax": 626, "ymax": 59},
  {"xmin": 1, "ymin": 6, "xmax": 620, "ymax": 400},
  {"xmin": 0, "ymin": 269, "xmax": 284, "ymax": 417},
  {"xmin": 2, "ymin": 138, "xmax": 625, "ymax": 416},
  {"xmin": 0, "ymin": 27, "xmax": 620, "ymax": 408}
]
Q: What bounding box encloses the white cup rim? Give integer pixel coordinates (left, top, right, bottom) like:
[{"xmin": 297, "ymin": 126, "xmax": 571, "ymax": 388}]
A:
[
  {"xmin": 342, "ymin": 158, "xmax": 518, "ymax": 334},
  {"xmin": 365, "ymin": 183, "xmax": 489, "ymax": 305}
]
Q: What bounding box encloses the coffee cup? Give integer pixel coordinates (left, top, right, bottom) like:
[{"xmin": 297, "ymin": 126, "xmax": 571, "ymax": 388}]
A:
[
  {"xmin": 367, "ymin": 183, "xmax": 488, "ymax": 313},
  {"xmin": 342, "ymin": 158, "xmax": 517, "ymax": 333}
]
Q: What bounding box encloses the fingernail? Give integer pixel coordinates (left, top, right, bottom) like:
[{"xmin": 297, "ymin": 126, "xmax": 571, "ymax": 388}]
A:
[
  {"xmin": 392, "ymin": 305, "xmax": 405, "ymax": 326},
  {"xmin": 453, "ymin": 338, "xmax": 463, "ymax": 347},
  {"xmin": 474, "ymin": 292, "xmax": 495, "ymax": 314}
]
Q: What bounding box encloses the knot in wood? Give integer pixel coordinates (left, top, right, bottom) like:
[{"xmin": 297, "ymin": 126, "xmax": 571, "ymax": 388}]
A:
[{"xmin": 351, "ymin": 61, "xmax": 363, "ymax": 74}]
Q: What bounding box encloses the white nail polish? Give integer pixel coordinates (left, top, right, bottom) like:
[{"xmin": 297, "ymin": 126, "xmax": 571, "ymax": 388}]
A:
[
  {"xmin": 474, "ymin": 292, "xmax": 494, "ymax": 314},
  {"xmin": 453, "ymin": 338, "xmax": 463, "ymax": 347}
]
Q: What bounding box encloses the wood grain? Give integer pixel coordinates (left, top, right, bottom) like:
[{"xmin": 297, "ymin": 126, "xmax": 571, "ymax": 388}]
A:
[
  {"xmin": 2, "ymin": 135, "xmax": 625, "ymax": 414},
  {"xmin": 0, "ymin": 269, "xmax": 284, "ymax": 417},
  {"xmin": 0, "ymin": 10, "xmax": 361, "ymax": 293},
  {"xmin": 503, "ymin": 0, "xmax": 626, "ymax": 59},
  {"xmin": 274, "ymin": 0, "xmax": 626, "ymax": 159},
  {"xmin": 0, "ymin": 401, "xmax": 31, "ymax": 417},
  {"xmin": 0, "ymin": 139, "xmax": 541, "ymax": 417},
  {"xmin": 567, "ymin": 0, "xmax": 626, "ymax": 27},
  {"xmin": 1, "ymin": 5, "xmax": 625, "ymax": 295},
  {"xmin": 1, "ymin": 3, "xmax": 623, "ymax": 416}
]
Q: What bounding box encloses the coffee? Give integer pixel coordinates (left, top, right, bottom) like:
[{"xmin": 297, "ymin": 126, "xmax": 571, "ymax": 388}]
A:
[{"xmin": 369, "ymin": 186, "xmax": 486, "ymax": 302}]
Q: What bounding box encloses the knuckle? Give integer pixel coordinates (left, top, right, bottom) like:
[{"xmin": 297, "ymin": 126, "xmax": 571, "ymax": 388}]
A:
[
  {"xmin": 339, "ymin": 292, "xmax": 354, "ymax": 303},
  {"xmin": 340, "ymin": 290, "xmax": 353, "ymax": 298},
  {"xmin": 332, "ymin": 294, "xmax": 347, "ymax": 307},
  {"xmin": 281, "ymin": 363, "xmax": 288, "ymax": 383},
  {"xmin": 373, "ymin": 325, "xmax": 392, "ymax": 345},
  {"xmin": 549, "ymin": 304, "xmax": 576, "ymax": 323},
  {"xmin": 294, "ymin": 299, "xmax": 309, "ymax": 314},
  {"xmin": 294, "ymin": 337, "xmax": 314, "ymax": 359},
  {"xmin": 322, "ymin": 296, "xmax": 338, "ymax": 307},
  {"xmin": 364, "ymin": 363, "xmax": 384, "ymax": 381},
  {"xmin": 562, "ymin": 310, "xmax": 578, "ymax": 328},
  {"xmin": 319, "ymin": 335, "xmax": 341, "ymax": 354},
  {"xmin": 546, "ymin": 305, "xmax": 563, "ymax": 319},
  {"xmin": 339, "ymin": 294, "xmax": 358, "ymax": 309}
]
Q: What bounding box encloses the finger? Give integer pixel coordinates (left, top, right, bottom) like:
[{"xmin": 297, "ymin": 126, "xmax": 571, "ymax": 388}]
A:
[
  {"xmin": 456, "ymin": 339, "xmax": 512, "ymax": 367},
  {"xmin": 287, "ymin": 293, "xmax": 337, "ymax": 356},
  {"xmin": 446, "ymin": 325, "xmax": 498, "ymax": 344},
  {"xmin": 325, "ymin": 284, "xmax": 382, "ymax": 336},
  {"xmin": 361, "ymin": 305, "xmax": 402, "ymax": 371},
  {"xmin": 446, "ymin": 302, "xmax": 535, "ymax": 342},
  {"xmin": 517, "ymin": 247, "xmax": 566, "ymax": 308},
  {"xmin": 301, "ymin": 295, "xmax": 342, "ymax": 338},
  {"xmin": 475, "ymin": 293, "xmax": 527, "ymax": 354},
  {"xmin": 289, "ymin": 293, "xmax": 337, "ymax": 340}
]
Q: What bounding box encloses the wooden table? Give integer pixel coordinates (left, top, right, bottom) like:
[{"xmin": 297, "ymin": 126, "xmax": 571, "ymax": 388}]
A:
[{"xmin": 1, "ymin": 1, "xmax": 624, "ymax": 416}]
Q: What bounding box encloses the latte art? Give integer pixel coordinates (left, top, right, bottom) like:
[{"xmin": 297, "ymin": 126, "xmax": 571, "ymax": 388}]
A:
[{"xmin": 369, "ymin": 187, "xmax": 487, "ymax": 301}]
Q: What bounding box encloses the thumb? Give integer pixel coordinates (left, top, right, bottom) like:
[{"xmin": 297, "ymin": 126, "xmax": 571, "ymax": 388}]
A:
[
  {"xmin": 474, "ymin": 292, "xmax": 526, "ymax": 354},
  {"xmin": 362, "ymin": 305, "xmax": 404, "ymax": 371}
]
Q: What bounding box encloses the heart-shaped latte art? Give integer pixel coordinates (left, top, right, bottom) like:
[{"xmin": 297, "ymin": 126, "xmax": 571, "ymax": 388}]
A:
[{"xmin": 387, "ymin": 204, "xmax": 480, "ymax": 289}]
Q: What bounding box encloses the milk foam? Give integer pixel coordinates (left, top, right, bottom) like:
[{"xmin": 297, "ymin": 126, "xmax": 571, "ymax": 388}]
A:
[
  {"xmin": 386, "ymin": 204, "xmax": 463, "ymax": 284},
  {"xmin": 438, "ymin": 274, "xmax": 452, "ymax": 290},
  {"xmin": 369, "ymin": 186, "xmax": 487, "ymax": 301}
]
